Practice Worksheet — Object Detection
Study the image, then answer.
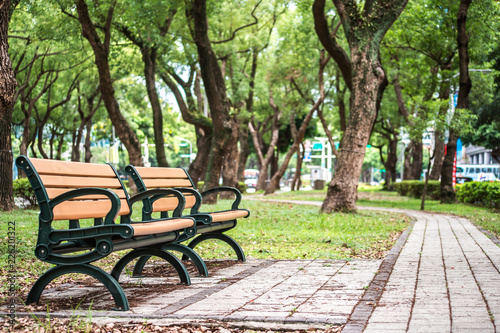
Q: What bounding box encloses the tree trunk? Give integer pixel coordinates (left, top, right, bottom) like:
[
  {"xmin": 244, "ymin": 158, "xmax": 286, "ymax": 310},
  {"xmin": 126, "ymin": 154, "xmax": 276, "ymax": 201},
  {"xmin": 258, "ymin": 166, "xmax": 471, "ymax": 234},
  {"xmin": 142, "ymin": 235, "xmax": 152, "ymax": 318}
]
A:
[
  {"xmin": 0, "ymin": 0, "xmax": 17, "ymax": 211},
  {"xmin": 221, "ymin": 118, "xmax": 240, "ymax": 197},
  {"xmin": 249, "ymin": 93, "xmax": 281, "ymax": 191},
  {"xmin": 187, "ymin": 0, "xmax": 235, "ymax": 203},
  {"xmin": 84, "ymin": 119, "xmax": 92, "ymax": 162},
  {"xmin": 429, "ymin": 133, "xmax": 445, "ymax": 180},
  {"xmin": 265, "ymin": 51, "xmax": 329, "ymax": 195},
  {"xmin": 429, "ymin": 82, "xmax": 450, "ymax": 180},
  {"xmin": 143, "ymin": 47, "xmax": 168, "ymax": 167},
  {"xmin": 441, "ymin": 0, "xmax": 472, "ymax": 203},
  {"xmin": 291, "ymin": 144, "xmax": 304, "ymax": 191},
  {"xmin": 315, "ymin": 0, "xmax": 407, "ymax": 212},
  {"xmin": 76, "ymin": 0, "xmax": 143, "ymax": 166},
  {"xmin": 237, "ymin": 124, "xmax": 250, "ymax": 181},
  {"xmin": 321, "ymin": 50, "xmax": 386, "ymax": 212},
  {"xmin": 410, "ymin": 140, "xmax": 423, "ymax": 179},
  {"xmin": 265, "ymin": 103, "xmax": 319, "ymax": 195},
  {"xmin": 379, "ymin": 134, "xmax": 398, "ymax": 190}
]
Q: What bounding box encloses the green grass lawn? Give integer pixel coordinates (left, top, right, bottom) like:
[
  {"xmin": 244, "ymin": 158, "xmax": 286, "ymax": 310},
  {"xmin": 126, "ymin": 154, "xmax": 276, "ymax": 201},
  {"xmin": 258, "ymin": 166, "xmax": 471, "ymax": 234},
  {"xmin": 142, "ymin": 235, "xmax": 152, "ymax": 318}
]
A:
[
  {"xmin": 261, "ymin": 187, "xmax": 500, "ymax": 238},
  {"xmin": 0, "ymin": 197, "xmax": 411, "ymax": 303}
]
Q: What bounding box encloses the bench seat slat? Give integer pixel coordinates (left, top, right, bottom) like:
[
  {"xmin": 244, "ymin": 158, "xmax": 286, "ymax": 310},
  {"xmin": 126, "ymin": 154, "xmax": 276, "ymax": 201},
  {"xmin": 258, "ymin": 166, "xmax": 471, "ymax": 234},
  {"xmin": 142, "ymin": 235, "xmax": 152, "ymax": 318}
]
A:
[
  {"xmin": 131, "ymin": 218, "xmax": 194, "ymax": 236},
  {"xmin": 132, "ymin": 167, "xmax": 189, "ymax": 179},
  {"xmin": 142, "ymin": 179, "xmax": 193, "ymax": 188},
  {"xmin": 30, "ymin": 158, "xmax": 117, "ymax": 177},
  {"xmin": 52, "ymin": 199, "xmax": 130, "ymax": 220},
  {"xmin": 40, "ymin": 175, "xmax": 123, "ymax": 188}
]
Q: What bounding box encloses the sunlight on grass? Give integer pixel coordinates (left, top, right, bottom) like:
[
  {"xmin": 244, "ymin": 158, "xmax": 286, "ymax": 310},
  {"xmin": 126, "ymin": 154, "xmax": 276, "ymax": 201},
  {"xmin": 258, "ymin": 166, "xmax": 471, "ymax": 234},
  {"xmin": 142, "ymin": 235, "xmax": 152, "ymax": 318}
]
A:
[
  {"xmin": 260, "ymin": 188, "xmax": 500, "ymax": 238},
  {"xmin": 199, "ymin": 200, "xmax": 410, "ymax": 260}
]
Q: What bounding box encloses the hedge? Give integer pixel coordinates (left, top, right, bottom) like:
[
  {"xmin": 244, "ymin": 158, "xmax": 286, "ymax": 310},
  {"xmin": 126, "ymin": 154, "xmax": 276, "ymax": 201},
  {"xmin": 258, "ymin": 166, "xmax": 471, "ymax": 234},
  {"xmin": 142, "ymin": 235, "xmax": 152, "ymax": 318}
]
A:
[
  {"xmin": 13, "ymin": 177, "xmax": 37, "ymax": 208},
  {"xmin": 393, "ymin": 180, "xmax": 441, "ymax": 200},
  {"xmin": 456, "ymin": 181, "xmax": 500, "ymax": 208}
]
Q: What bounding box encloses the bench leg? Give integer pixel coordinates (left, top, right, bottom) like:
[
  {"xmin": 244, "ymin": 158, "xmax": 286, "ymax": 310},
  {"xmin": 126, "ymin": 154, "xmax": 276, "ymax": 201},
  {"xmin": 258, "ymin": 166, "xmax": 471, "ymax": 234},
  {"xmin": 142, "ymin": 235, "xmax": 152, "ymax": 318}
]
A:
[
  {"xmin": 111, "ymin": 248, "xmax": 190, "ymax": 285},
  {"xmin": 133, "ymin": 244, "xmax": 209, "ymax": 278},
  {"xmin": 184, "ymin": 233, "xmax": 246, "ymax": 262},
  {"xmin": 26, "ymin": 264, "xmax": 129, "ymax": 311}
]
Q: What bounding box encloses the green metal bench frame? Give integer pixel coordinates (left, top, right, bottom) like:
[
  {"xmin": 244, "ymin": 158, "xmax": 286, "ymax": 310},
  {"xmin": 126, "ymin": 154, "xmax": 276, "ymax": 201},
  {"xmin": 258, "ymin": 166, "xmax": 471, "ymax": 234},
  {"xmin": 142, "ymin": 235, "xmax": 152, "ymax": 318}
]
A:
[
  {"xmin": 16, "ymin": 156, "xmax": 198, "ymax": 311},
  {"xmin": 125, "ymin": 165, "xmax": 250, "ymax": 276}
]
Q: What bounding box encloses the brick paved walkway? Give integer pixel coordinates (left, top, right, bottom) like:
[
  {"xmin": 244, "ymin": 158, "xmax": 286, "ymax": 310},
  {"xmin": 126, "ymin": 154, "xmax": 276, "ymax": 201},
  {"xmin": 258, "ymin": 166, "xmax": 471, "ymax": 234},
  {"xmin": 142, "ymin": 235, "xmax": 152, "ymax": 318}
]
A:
[{"xmin": 3, "ymin": 200, "xmax": 500, "ymax": 332}]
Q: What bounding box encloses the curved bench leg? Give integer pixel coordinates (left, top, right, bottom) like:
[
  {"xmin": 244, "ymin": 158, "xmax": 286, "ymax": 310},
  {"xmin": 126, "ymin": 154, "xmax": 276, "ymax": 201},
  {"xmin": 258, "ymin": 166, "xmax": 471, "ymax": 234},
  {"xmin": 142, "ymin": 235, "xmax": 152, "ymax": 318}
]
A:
[
  {"xmin": 133, "ymin": 245, "xmax": 209, "ymax": 278},
  {"xmin": 132, "ymin": 256, "xmax": 151, "ymax": 277},
  {"xmin": 185, "ymin": 233, "xmax": 246, "ymax": 262},
  {"xmin": 26, "ymin": 264, "xmax": 128, "ymax": 311},
  {"xmin": 111, "ymin": 249, "xmax": 190, "ymax": 285},
  {"xmin": 164, "ymin": 244, "xmax": 209, "ymax": 277}
]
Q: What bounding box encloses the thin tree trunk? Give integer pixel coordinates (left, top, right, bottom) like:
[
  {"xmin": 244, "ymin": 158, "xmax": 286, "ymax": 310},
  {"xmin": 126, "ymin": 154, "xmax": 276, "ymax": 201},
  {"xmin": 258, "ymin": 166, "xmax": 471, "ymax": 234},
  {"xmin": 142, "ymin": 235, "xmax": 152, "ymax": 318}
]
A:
[
  {"xmin": 429, "ymin": 134, "xmax": 445, "ymax": 180},
  {"xmin": 410, "ymin": 140, "xmax": 423, "ymax": 179},
  {"xmin": 441, "ymin": 0, "xmax": 472, "ymax": 203},
  {"xmin": 76, "ymin": 0, "xmax": 143, "ymax": 166},
  {"xmin": 143, "ymin": 47, "xmax": 169, "ymax": 166},
  {"xmin": 237, "ymin": 125, "xmax": 250, "ymax": 181},
  {"xmin": 84, "ymin": 119, "xmax": 92, "ymax": 162},
  {"xmin": 266, "ymin": 51, "xmax": 329, "ymax": 195},
  {"xmin": 221, "ymin": 118, "xmax": 240, "ymax": 197},
  {"xmin": 291, "ymin": 143, "xmax": 304, "ymax": 191}
]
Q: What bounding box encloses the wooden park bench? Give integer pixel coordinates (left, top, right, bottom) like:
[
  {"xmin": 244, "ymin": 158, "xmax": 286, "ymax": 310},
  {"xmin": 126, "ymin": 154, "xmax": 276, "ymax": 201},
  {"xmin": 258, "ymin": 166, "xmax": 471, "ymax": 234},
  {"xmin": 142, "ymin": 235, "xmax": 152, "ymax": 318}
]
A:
[
  {"xmin": 15, "ymin": 156, "xmax": 200, "ymax": 311},
  {"xmin": 125, "ymin": 165, "xmax": 250, "ymax": 276}
]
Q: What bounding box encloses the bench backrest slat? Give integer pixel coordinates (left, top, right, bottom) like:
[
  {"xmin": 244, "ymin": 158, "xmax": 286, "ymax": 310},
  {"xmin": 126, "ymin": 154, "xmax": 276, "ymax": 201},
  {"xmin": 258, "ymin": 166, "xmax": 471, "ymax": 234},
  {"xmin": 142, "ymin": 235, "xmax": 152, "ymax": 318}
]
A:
[
  {"xmin": 29, "ymin": 158, "xmax": 130, "ymax": 220},
  {"xmin": 128, "ymin": 166, "xmax": 195, "ymax": 212}
]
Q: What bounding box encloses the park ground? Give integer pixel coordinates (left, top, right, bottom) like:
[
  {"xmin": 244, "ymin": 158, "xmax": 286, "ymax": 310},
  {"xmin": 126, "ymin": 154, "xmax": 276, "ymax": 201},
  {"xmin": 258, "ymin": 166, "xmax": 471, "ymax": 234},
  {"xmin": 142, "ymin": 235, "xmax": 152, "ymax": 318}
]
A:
[{"xmin": 0, "ymin": 187, "xmax": 499, "ymax": 332}]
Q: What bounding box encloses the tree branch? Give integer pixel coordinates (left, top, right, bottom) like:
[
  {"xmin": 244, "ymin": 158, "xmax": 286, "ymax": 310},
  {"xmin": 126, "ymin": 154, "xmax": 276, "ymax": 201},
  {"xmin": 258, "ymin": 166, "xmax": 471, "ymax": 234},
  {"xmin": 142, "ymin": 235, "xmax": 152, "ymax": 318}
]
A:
[{"xmin": 211, "ymin": 0, "xmax": 263, "ymax": 44}]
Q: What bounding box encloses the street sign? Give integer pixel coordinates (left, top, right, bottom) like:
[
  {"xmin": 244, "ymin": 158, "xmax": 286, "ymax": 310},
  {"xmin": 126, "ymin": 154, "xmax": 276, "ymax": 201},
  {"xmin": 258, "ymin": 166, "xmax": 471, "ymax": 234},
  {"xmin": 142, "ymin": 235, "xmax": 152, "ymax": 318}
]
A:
[
  {"xmin": 312, "ymin": 142, "xmax": 323, "ymax": 151},
  {"xmin": 180, "ymin": 154, "xmax": 191, "ymax": 158},
  {"xmin": 303, "ymin": 151, "xmax": 312, "ymax": 162}
]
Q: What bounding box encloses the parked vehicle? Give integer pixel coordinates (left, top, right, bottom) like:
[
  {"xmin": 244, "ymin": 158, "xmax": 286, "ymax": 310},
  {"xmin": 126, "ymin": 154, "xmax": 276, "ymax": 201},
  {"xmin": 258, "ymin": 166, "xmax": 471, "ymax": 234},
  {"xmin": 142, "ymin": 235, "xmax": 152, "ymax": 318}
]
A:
[
  {"xmin": 244, "ymin": 169, "xmax": 259, "ymax": 188},
  {"xmin": 456, "ymin": 164, "xmax": 499, "ymax": 182}
]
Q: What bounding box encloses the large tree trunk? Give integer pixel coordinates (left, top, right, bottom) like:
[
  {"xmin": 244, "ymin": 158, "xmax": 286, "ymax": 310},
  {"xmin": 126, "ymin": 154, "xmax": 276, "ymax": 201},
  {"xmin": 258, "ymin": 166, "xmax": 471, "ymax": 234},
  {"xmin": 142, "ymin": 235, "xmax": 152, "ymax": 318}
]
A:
[
  {"xmin": 76, "ymin": 0, "xmax": 142, "ymax": 166},
  {"xmin": 441, "ymin": 0, "xmax": 472, "ymax": 203},
  {"xmin": 0, "ymin": 0, "xmax": 17, "ymax": 211},
  {"xmin": 187, "ymin": 0, "xmax": 234, "ymax": 203},
  {"xmin": 315, "ymin": 0, "xmax": 408, "ymax": 212},
  {"xmin": 322, "ymin": 53, "xmax": 382, "ymax": 211}
]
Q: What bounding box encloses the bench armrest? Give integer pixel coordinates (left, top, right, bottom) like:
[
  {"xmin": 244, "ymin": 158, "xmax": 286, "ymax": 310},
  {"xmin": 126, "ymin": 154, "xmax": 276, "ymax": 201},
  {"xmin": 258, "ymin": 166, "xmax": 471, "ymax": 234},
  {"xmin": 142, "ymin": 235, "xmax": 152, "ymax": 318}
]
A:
[
  {"xmin": 175, "ymin": 188, "xmax": 202, "ymax": 214},
  {"xmin": 129, "ymin": 188, "xmax": 186, "ymax": 218},
  {"xmin": 50, "ymin": 188, "xmax": 121, "ymax": 225},
  {"xmin": 201, "ymin": 186, "xmax": 242, "ymax": 210}
]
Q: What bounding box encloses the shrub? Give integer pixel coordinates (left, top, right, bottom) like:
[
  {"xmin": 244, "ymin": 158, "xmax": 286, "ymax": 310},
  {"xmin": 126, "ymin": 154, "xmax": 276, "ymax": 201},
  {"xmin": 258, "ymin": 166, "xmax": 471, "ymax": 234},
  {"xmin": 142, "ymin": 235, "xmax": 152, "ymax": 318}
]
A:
[
  {"xmin": 457, "ymin": 181, "xmax": 500, "ymax": 207},
  {"xmin": 394, "ymin": 180, "xmax": 441, "ymax": 200},
  {"xmin": 13, "ymin": 177, "xmax": 37, "ymax": 208}
]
